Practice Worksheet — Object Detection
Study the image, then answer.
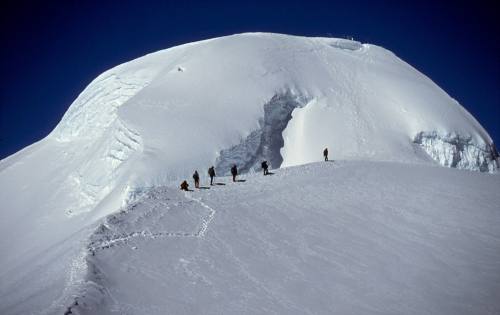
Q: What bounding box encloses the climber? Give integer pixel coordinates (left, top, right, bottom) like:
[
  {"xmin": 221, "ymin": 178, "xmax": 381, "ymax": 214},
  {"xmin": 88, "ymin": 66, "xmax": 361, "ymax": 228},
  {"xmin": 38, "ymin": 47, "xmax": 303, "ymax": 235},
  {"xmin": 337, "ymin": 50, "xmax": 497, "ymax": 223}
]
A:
[
  {"xmin": 323, "ymin": 148, "xmax": 329, "ymax": 161},
  {"xmin": 261, "ymin": 160, "xmax": 269, "ymax": 175},
  {"xmin": 492, "ymin": 143, "xmax": 499, "ymax": 159},
  {"xmin": 491, "ymin": 143, "xmax": 500, "ymax": 168},
  {"xmin": 208, "ymin": 166, "xmax": 216, "ymax": 185},
  {"xmin": 193, "ymin": 170, "xmax": 200, "ymax": 188},
  {"xmin": 231, "ymin": 164, "xmax": 238, "ymax": 182},
  {"xmin": 180, "ymin": 180, "xmax": 189, "ymax": 191}
]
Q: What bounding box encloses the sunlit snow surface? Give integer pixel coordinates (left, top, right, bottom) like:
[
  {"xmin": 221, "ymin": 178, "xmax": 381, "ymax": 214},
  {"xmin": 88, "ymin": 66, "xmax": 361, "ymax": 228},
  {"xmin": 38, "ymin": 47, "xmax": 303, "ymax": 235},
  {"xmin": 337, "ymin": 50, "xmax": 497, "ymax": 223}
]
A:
[
  {"xmin": 60, "ymin": 163, "xmax": 500, "ymax": 314},
  {"xmin": 1, "ymin": 32, "xmax": 497, "ymax": 220},
  {"xmin": 1, "ymin": 33, "xmax": 499, "ymax": 314}
]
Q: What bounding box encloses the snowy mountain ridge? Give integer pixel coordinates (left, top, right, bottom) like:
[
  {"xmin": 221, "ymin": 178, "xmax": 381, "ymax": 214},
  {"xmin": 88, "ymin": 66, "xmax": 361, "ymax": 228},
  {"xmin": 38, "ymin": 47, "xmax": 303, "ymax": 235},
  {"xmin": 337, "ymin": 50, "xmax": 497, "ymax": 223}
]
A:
[
  {"xmin": 21, "ymin": 32, "xmax": 496, "ymax": 218},
  {"xmin": 1, "ymin": 32, "xmax": 499, "ymax": 315}
]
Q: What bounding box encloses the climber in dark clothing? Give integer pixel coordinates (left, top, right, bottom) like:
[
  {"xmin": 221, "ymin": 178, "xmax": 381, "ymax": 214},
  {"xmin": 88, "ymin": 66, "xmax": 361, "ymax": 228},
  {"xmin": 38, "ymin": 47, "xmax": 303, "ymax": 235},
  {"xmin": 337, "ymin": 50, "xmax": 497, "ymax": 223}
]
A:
[
  {"xmin": 208, "ymin": 166, "xmax": 216, "ymax": 185},
  {"xmin": 491, "ymin": 143, "xmax": 500, "ymax": 168},
  {"xmin": 261, "ymin": 160, "xmax": 269, "ymax": 175},
  {"xmin": 491, "ymin": 143, "xmax": 499, "ymax": 159},
  {"xmin": 323, "ymin": 148, "xmax": 329, "ymax": 161},
  {"xmin": 231, "ymin": 164, "xmax": 238, "ymax": 182},
  {"xmin": 193, "ymin": 170, "xmax": 200, "ymax": 188},
  {"xmin": 180, "ymin": 180, "xmax": 189, "ymax": 191}
]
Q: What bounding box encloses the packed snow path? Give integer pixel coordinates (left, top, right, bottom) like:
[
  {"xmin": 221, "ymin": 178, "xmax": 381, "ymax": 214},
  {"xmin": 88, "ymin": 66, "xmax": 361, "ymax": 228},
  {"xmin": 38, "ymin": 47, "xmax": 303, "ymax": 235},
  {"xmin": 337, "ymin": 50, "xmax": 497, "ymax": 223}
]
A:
[
  {"xmin": 87, "ymin": 188, "xmax": 217, "ymax": 254},
  {"xmin": 70, "ymin": 161, "xmax": 500, "ymax": 315}
]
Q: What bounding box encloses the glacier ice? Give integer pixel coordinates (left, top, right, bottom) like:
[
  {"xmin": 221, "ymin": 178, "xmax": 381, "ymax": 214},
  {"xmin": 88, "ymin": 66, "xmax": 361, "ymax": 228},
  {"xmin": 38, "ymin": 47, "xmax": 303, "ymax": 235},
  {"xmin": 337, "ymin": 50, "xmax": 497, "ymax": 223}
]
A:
[
  {"xmin": 215, "ymin": 91, "xmax": 308, "ymax": 174},
  {"xmin": 414, "ymin": 131, "xmax": 499, "ymax": 172}
]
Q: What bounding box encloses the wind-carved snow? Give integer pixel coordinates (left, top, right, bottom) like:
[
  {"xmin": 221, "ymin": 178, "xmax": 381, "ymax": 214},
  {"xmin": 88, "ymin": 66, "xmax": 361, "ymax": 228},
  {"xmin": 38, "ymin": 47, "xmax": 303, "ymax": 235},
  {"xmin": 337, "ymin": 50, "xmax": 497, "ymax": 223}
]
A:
[
  {"xmin": 414, "ymin": 131, "xmax": 499, "ymax": 173},
  {"xmin": 46, "ymin": 66, "xmax": 151, "ymax": 216},
  {"xmin": 326, "ymin": 38, "xmax": 364, "ymax": 51},
  {"xmin": 216, "ymin": 91, "xmax": 309, "ymax": 174},
  {"xmin": 65, "ymin": 119, "xmax": 143, "ymax": 216},
  {"xmin": 52, "ymin": 72, "xmax": 151, "ymax": 141}
]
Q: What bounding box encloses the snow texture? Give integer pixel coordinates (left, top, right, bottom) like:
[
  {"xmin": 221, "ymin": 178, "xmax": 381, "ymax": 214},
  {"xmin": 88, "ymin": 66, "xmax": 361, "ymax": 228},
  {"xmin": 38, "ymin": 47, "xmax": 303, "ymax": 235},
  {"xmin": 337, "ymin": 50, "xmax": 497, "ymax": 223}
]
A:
[
  {"xmin": 1, "ymin": 33, "xmax": 499, "ymax": 314},
  {"xmin": 64, "ymin": 162, "xmax": 500, "ymax": 315}
]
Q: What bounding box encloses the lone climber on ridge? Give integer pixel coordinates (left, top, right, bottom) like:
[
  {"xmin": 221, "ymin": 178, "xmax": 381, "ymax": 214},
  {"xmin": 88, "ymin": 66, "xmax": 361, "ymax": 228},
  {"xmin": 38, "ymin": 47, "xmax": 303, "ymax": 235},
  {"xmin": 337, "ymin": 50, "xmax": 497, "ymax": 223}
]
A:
[
  {"xmin": 231, "ymin": 164, "xmax": 238, "ymax": 182},
  {"xmin": 261, "ymin": 160, "xmax": 269, "ymax": 175}
]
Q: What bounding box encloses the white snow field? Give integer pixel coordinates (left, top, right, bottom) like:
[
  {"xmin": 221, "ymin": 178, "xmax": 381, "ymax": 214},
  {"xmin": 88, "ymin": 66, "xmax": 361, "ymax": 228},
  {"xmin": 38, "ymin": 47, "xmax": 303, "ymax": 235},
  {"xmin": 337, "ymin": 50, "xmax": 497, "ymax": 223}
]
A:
[
  {"xmin": 0, "ymin": 33, "xmax": 499, "ymax": 314},
  {"xmin": 52, "ymin": 163, "xmax": 500, "ymax": 314}
]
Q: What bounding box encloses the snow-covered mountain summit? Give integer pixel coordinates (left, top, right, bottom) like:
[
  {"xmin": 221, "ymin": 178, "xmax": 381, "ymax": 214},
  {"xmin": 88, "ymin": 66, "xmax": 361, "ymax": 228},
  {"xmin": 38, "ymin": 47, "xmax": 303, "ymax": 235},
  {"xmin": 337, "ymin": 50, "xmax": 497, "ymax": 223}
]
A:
[
  {"xmin": 3, "ymin": 32, "xmax": 498, "ymax": 217},
  {"xmin": 1, "ymin": 32, "xmax": 499, "ymax": 315},
  {"xmin": 54, "ymin": 32, "xmax": 498, "ymax": 173}
]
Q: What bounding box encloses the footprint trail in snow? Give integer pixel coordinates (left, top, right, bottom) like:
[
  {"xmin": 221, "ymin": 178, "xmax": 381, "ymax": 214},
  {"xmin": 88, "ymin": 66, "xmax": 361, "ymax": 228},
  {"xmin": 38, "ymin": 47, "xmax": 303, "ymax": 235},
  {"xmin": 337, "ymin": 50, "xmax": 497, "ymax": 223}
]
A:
[{"xmin": 88, "ymin": 187, "xmax": 217, "ymax": 254}]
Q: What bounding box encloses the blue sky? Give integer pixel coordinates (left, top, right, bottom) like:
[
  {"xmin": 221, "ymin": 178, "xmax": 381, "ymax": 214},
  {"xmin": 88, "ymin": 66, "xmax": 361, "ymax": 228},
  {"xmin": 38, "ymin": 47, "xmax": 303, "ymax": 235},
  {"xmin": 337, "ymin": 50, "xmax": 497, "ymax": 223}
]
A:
[{"xmin": 0, "ymin": 0, "xmax": 498, "ymax": 159}]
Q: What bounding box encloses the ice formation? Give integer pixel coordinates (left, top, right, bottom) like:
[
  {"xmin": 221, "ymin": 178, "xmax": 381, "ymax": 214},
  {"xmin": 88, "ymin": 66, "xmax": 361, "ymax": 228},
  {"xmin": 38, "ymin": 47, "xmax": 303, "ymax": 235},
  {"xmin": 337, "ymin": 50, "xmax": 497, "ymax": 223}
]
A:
[
  {"xmin": 414, "ymin": 131, "xmax": 499, "ymax": 172},
  {"xmin": 216, "ymin": 91, "xmax": 308, "ymax": 174}
]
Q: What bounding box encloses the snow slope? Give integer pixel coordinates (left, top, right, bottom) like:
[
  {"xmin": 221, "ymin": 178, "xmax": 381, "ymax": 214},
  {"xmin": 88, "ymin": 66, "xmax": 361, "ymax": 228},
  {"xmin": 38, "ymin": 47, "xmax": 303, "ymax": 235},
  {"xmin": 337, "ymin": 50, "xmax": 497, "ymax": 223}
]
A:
[
  {"xmin": 61, "ymin": 162, "xmax": 500, "ymax": 314},
  {"xmin": 1, "ymin": 33, "xmax": 499, "ymax": 314},
  {"xmin": 1, "ymin": 33, "xmax": 498, "ymax": 217}
]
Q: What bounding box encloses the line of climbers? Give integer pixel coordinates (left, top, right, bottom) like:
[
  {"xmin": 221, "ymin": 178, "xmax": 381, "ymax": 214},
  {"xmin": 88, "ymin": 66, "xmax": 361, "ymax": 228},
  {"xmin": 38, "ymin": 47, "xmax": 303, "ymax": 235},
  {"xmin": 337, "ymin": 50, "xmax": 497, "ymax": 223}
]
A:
[{"xmin": 180, "ymin": 147, "xmax": 330, "ymax": 191}]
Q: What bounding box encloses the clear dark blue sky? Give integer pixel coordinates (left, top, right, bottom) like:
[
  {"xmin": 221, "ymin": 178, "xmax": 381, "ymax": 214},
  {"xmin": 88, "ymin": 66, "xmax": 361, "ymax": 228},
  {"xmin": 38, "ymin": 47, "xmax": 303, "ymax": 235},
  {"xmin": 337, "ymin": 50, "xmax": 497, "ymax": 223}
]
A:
[{"xmin": 1, "ymin": 0, "xmax": 498, "ymax": 159}]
